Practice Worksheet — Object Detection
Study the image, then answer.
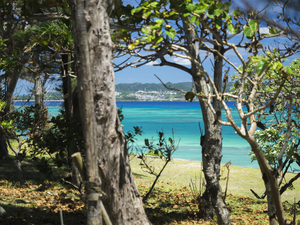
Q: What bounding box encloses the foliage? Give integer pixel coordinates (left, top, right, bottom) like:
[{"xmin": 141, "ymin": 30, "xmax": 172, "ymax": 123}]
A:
[
  {"xmin": 143, "ymin": 131, "xmax": 178, "ymax": 159},
  {"xmin": 139, "ymin": 130, "xmax": 179, "ymax": 201},
  {"xmin": 252, "ymin": 127, "xmax": 298, "ymax": 168},
  {"xmin": 30, "ymin": 108, "xmax": 84, "ymax": 173},
  {"xmin": 231, "ymin": 57, "xmax": 300, "ymax": 169},
  {"xmin": 15, "ymin": 91, "xmax": 63, "ymax": 101},
  {"xmin": 125, "ymin": 126, "xmax": 143, "ymax": 154}
]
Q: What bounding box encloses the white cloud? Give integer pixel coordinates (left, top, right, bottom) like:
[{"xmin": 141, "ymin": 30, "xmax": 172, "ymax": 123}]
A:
[
  {"xmin": 172, "ymin": 57, "xmax": 191, "ymax": 65},
  {"xmin": 260, "ymin": 27, "xmax": 269, "ymax": 34},
  {"xmin": 146, "ymin": 60, "xmax": 159, "ymax": 66}
]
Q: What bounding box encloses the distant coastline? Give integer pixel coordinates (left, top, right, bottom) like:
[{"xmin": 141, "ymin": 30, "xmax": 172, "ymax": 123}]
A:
[{"xmin": 14, "ymin": 82, "xmax": 235, "ymax": 102}]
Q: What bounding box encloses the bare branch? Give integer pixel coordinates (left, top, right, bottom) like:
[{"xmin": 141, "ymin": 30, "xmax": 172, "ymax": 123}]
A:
[{"xmin": 278, "ymin": 97, "xmax": 293, "ymax": 172}]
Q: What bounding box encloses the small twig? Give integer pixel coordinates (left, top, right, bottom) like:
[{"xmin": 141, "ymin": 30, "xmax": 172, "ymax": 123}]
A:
[
  {"xmin": 61, "ymin": 178, "xmax": 83, "ymax": 194},
  {"xmin": 154, "ymin": 74, "xmax": 186, "ymax": 94}
]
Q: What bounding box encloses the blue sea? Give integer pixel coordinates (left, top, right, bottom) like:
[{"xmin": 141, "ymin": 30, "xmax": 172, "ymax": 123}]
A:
[
  {"xmin": 15, "ymin": 100, "xmax": 256, "ymax": 168},
  {"xmin": 117, "ymin": 101, "xmax": 254, "ymax": 168}
]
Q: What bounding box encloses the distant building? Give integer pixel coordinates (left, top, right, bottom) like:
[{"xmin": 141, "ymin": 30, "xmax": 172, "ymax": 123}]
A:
[{"xmin": 140, "ymin": 95, "xmax": 155, "ymax": 100}]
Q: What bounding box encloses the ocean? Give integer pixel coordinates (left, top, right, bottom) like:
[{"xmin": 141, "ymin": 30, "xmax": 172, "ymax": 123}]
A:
[
  {"xmin": 15, "ymin": 100, "xmax": 256, "ymax": 168},
  {"xmin": 117, "ymin": 101, "xmax": 254, "ymax": 168}
]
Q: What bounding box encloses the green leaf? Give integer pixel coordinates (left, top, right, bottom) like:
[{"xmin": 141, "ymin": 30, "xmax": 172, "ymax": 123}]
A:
[
  {"xmin": 190, "ymin": 15, "xmax": 197, "ymax": 23},
  {"xmin": 155, "ymin": 36, "xmax": 164, "ymax": 44},
  {"xmin": 131, "ymin": 6, "xmax": 143, "ymax": 15},
  {"xmin": 249, "ymin": 19, "xmax": 259, "ymax": 32},
  {"xmin": 142, "ymin": 11, "xmax": 152, "ymax": 19},
  {"xmin": 141, "ymin": 26, "xmax": 150, "ymax": 34},
  {"xmin": 41, "ymin": 40, "xmax": 48, "ymax": 46},
  {"xmin": 256, "ymin": 59, "xmax": 269, "ymax": 75},
  {"xmin": 233, "ymin": 9, "xmax": 242, "ymax": 17},
  {"xmin": 155, "ymin": 19, "xmax": 164, "ymax": 26},
  {"xmin": 186, "ymin": 3, "xmax": 197, "ymax": 12},
  {"xmin": 272, "ymin": 62, "xmax": 283, "ymax": 70},
  {"xmin": 184, "ymin": 91, "xmax": 195, "ymax": 102},
  {"xmin": 214, "ymin": 9, "xmax": 222, "ymax": 16},
  {"xmin": 227, "ymin": 22, "xmax": 238, "ymax": 34},
  {"xmin": 243, "ymin": 26, "xmax": 254, "ymax": 38},
  {"xmin": 183, "ymin": 12, "xmax": 191, "ymax": 17},
  {"xmin": 269, "ymin": 26, "xmax": 278, "ymax": 35},
  {"xmin": 149, "ymin": 2, "xmax": 158, "ymax": 7},
  {"xmin": 286, "ymin": 66, "xmax": 292, "ymax": 74},
  {"xmin": 165, "ymin": 29, "xmax": 176, "ymax": 39}
]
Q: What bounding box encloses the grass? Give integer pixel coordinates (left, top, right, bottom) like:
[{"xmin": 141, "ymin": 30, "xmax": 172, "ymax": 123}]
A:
[
  {"xmin": 131, "ymin": 157, "xmax": 300, "ymax": 203},
  {"xmin": 131, "ymin": 156, "xmax": 300, "ymax": 224},
  {"xmin": 0, "ymin": 153, "xmax": 299, "ymax": 224}
]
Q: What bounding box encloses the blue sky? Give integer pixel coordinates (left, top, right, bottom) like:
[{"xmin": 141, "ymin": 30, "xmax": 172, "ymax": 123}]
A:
[
  {"xmin": 14, "ymin": 0, "xmax": 300, "ymax": 95},
  {"xmin": 114, "ymin": 0, "xmax": 300, "ymax": 84}
]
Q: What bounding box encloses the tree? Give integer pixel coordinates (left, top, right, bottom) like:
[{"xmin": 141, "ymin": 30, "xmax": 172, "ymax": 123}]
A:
[
  {"xmin": 0, "ymin": 0, "xmax": 83, "ymax": 185},
  {"xmin": 113, "ymin": 1, "xmax": 234, "ymax": 222},
  {"xmin": 0, "ymin": 0, "xmax": 67, "ymax": 155},
  {"xmin": 231, "ymin": 57, "xmax": 300, "ymax": 222},
  {"xmin": 160, "ymin": 18, "xmax": 299, "ymax": 225},
  {"xmin": 70, "ymin": 0, "xmax": 150, "ymax": 224},
  {"xmin": 112, "ymin": 0, "xmax": 300, "ymax": 224}
]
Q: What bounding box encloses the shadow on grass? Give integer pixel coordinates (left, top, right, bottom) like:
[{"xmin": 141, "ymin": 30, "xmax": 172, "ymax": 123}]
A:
[
  {"xmin": 0, "ymin": 155, "xmax": 68, "ymax": 184},
  {"xmin": 0, "ymin": 203, "xmax": 85, "ymax": 225},
  {"xmin": 140, "ymin": 187, "xmax": 198, "ymax": 224},
  {"xmin": 132, "ymin": 172, "xmax": 148, "ymax": 179}
]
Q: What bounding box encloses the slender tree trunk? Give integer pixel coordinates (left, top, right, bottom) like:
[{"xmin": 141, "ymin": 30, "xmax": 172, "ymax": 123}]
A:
[
  {"xmin": 0, "ymin": 57, "xmax": 25, "ymax": 159},
  {"xmin": 181, "ymin": 14, "xmax": 231, "ymax": 225},
  {"xmin": 71, "ymin": 0, "xmax": 150, "ymax": 224},
  {"xmin": 248, "ymin": 140, "xmax": 287, "ymax": 225},
  {"xmin": 0, "ymin": 134, "xmax": 9, "ymax": 159},
  {"xmin": 34, "ymin": 75, "xmax": 42, "ymax": 106},
  {"xmin": 62, "ymin": 54, "xmax": 80, "ymax": 186},
  {"xmin": 5, "ymin": 73, "xmax": 19, "ymax": 112}
]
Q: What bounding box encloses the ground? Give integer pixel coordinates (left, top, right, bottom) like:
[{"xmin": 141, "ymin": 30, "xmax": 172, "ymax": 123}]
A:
[{"xmin": 0, "ymin": 156, "xmax": 299, "ymax": 224}]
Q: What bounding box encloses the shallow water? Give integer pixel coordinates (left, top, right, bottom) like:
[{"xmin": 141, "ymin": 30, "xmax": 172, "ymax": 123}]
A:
[
  {"xmin": 117, "ymin": 101, "xmax": 255, "ymax": 168},
  {"xmin": 16, "ymin": 100, "xmax": 257, "ymax": 168}
]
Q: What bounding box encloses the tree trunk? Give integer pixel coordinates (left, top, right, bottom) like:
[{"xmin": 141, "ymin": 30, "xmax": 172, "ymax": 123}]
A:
[
  {"xmin": 265, "ymin": 181, "xmax": 278, "ymax": 225},
  {"xmin": 0, "ymin": 134, "xmax": 9, "ymax": 160},
  {"xmin": 248, "ymin": 140, "xmax": 287, "ymax": 225},
  {"xmin": 0, "ymin": 60, "xmax": 23, "ymax": 160},
  {"xmin": 181, "ymin": 14, "xmax": 231, "ymax": 225},
  {"xmin": 61, "ymin": 54, "xmax": 80, "ymax": 186},
  {"xmin": 71, "ymin": 0, "xmax": 150, "ymax": 224},
  {"xmin": 194, "ymin": 74, "xmax": 230, "ymax": 224}
]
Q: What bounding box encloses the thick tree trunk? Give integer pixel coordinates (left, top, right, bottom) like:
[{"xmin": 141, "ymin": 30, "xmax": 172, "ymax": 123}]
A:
[
  {"xmin": 265, "ymin": 181, "xmax": 278, "ymax": 225},
  {"xmin": 71, "ymin": 0, "xmax": 150, "ymax": 224},
  {"xmin": 194, "ymin": 74, "xmax": 230, "ymax": 224}
]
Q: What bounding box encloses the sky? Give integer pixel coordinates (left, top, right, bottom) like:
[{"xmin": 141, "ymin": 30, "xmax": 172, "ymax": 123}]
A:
[
  {"xmin": 14, "ymin": 0, "xmax": 300, "ymax": 95},
  {"xmin": 114, "ymin": 0, "xmax": 300, "ymax": 85}
]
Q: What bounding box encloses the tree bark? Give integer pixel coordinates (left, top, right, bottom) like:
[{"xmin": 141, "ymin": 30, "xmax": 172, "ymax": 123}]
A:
[
  {"xmin": 265, "ymin": 181, "xmax": 278, "ymax": 225},
  {"xmin": 248, "ymin": 139, "xmax": 287, "ymax": 225},
  {"xmin": 71, "ymin": 0, "xmax": 150, "ymax": 224},
  {"xmin": 61, "ymin": 53, "xmax": 80, "ymax": 186},
  {"xmin": 0, "ymin": 135, "xmax": 9, "ymax": 160},
  {"xmin": 181, "ymin": 14, "xmax": 231, "ymax": 225}
]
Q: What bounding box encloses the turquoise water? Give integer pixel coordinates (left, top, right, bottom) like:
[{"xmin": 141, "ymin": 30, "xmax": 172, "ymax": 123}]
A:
[
  {"xmin": 27, "ymin": 100, "xmax": 256, "ymax": 168},
  {"xmin": 117, "ymin": 101, "xmax": 254, "ymax": 168}
]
